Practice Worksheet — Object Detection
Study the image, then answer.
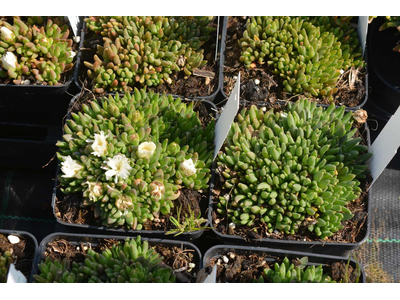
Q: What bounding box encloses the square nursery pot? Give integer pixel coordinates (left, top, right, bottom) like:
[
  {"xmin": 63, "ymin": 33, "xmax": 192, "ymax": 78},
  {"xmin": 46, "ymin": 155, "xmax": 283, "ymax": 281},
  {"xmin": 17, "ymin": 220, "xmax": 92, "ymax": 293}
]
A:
[
  {"xmin": 219, "ymin": 16, "xmax": 369, "ymax": 110},
  {"xmin": 74, "ymin": 17, "xmax": 222, "ymax": 101},
  {"xmin": 367, "ymin": 17, "xmax": 400, "ymax": 120},
  {"xmin": 51, "ymin": 92, "xmax": 218, "ymax": 241},
  {"xmin": 202, "ymin": 244, "xmax": 366, "ymax": 283},
  {"xmin": 208, "ymin": 104, "xmax": 372, "ymax": 257},
  {"xmin": 30, "ymin": 232, "xmax": 202, "ymax": 283},
  {"xmin": 0, "ymin": 229, "xmax": 38, "ymax": 283},
  {"xmin": 0, "ymin": 17, "xmax": 83, "ymax": 125}
]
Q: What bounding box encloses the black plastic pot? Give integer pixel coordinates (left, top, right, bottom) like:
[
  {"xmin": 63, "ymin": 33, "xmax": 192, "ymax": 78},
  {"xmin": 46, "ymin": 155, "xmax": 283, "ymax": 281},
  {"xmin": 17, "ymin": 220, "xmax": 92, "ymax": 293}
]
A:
[
  {"xmin": 0, "ymin": 18, "xmax": 84, "ymax": 124},
  {"xmin": 0, "ymin": 229, "xmax": 38, "ymax": 282},
  {"xmin": 219, "ymin": 17, "xmax": 369, "ymax": 110},
  {"xmin": 74, "ymin": 17, "xmax": 222, "ymax": 101},
  {"xmin": 51, "ymin": 92, "xmax": 218, "ymax": 241},
  {"xmin": 208, "ymin": 116, "xmax": 372, "ymax": 257},
  {"xmin": 30, "ymin": 232, "xmax": 202, "ymax": 283},
  {"xmin": 0, "ymin": 122, "xmax": 60, "ymax": 169},
  {"xmin": 202, "ymin": 244, "xmax": 366, "ymax": 283},
  {"xmin": 367, "ymin": 17, "xmax": 400, "ymax": 121}
]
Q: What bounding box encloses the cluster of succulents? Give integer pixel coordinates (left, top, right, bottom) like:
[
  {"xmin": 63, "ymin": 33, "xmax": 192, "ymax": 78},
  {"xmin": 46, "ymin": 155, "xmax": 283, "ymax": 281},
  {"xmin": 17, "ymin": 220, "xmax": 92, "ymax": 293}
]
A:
[
  {"xmin": 34, "ymin": 236, "xmax": 176, "ymax": 283},
  {"xmin": 83, "ymin": 16, "xmax": 215, "ymax": 93},
  {"xmin": 216, "ymin": 99, "xmax": 371, "ymax": 239},
  {"xmin": 379, "ymin": 16, "xmax": 400, "ymax": 52},
  {"xmin": 254, "ymin": 257, "xmax": 335, "ymax": 283},
  {"xmin": 239, "ymin": 16, "xmax": 364, "ymax": 99},
  {"xmin": 0, "ymin": 250, "xmax": 13, "ymax": 283},
  {"xmin": 0, "ymin": 17, "xmax": 75, "ymax": 85},
  {"xmin": 56, "ymin": 89, "xmax": 214, "ymax": 230}
]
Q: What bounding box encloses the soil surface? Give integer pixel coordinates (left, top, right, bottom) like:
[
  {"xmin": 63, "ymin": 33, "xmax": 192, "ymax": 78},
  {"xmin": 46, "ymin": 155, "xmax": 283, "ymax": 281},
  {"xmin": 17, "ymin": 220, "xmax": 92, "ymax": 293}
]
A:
[
  {"xmin": 222, "ymin": 17, "xmax": 366, "ymax": 107},
  {"xmin": 42, "ymin": 238, "xmax": 198, "ymax": 282},
  {"xmin": 77, "ymin": 17, "xmax": 220, "ymax": 99},
  {"xmin": 205, "ymin": 251, "xmax": 360, "ymax": 283},
  {"xmin": 0, "ymin": 16, "xmax": 79, "ymax": 86},
  {"xmin": 212, "ymin": 105, "xmax": 370, "ymax": 244},
  {"xmin": 0, "ymin": 233, "xmax": 35, "ymax": 280}
]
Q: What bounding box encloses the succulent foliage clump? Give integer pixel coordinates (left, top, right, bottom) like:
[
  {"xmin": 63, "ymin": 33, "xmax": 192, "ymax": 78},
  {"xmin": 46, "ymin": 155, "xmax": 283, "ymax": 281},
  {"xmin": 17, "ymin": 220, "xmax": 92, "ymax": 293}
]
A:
[
  {"xmin": 216, "ymin": 99, "xmax": 371, "ymax": 239},
  {"xmin": 378, "ymin": 16, "xmax": 400, "ymax": 52},
  {"xmin": 56, "ymin": 89, "xmax": 214, "ymax": 230},
  {"xmin": 0, "ymin": 17, "xmax": 75, "ymax": 85},
  {"xmin": 33, "ymin": 236, "xmax": 176, "ymax": 283},
  {"xmin": 254, "ymin": 257, "xmax": 335, "ymax": 283},
  {"xmin": 84, "ymin": 16, "xmax": 215, "ymax": 93},
  {"xmin": 0, "ymin": 251, "xmax": 13, "ymax": 283},
  {"xmin": 239, "ymin": 16, "xmax": 364, "ymax": 99}
]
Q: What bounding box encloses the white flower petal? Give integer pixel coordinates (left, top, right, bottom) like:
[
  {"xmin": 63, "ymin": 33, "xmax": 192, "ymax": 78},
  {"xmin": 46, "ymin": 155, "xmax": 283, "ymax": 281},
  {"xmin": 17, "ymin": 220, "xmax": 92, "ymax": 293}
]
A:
[
  {"xmin": 89, "ymin": 131, "xmax": 108, "ymax": 157},
  {"xmin": 1, "ymin": 52, "xmax": 17, "ymax": 70},
  {"xmin": 102, "ymin": 154, "xmax": 132, "ymax": 183},
  {"xmin": 137, "ymin": 142, "xmax": 156, "ymax": 159},
  {"xmin": 180, "ymin": 159, "xmax": 197, "ymax": 177},
  {"xmin": 61, "ymin": 156, "xmax": 83, "ymax": 178}
]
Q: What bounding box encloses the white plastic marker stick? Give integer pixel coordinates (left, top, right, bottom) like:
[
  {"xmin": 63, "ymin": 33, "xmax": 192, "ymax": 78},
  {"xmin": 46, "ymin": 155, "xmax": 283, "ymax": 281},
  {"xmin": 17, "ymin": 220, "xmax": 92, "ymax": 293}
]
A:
[
  {"xmin": 213, "ymin": 72, "xmax": 240, "ymax": 160},
  {"xmin": 67, "ymin": 16, "xmax": 80, "ymax": 37},
  {"xmin": 357, "ymin": 16, "xmax": 369, "ymax": 57},
  {"xmin": 7, "ymin": 264, "xmax": 27, "ymax": 283},
  {"xmin": 368, "ymin": 106, "xmax": 400, "ymax": 187},
  {"xmin": 202, "ymin": 265, "xmax": 217, "ymax": 283}
]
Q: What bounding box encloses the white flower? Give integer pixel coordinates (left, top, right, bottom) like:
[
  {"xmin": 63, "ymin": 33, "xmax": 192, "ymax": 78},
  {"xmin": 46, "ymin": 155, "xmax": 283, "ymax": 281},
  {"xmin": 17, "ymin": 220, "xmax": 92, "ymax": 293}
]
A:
[
  {"xmin": 83, "ymin": 181, "xmax": 103, "ymax": 202},
  {"xmin": 137, "ymin": 142, "xmax": 156, "ymax": 159},
  {"xmin": 61, "ymin": 156, "xmax": 83, "ymax": 178},
  {"xmin": 1, "ymin": 27, "xmax": 14, "ymax": 41},
  {"xmin": 102, "ymin": 154, "xmax": 132, "ymax": 183},
  {"xmin": 87, "ymin": 131, "xmax": 108, "ymax": 157},
  {"xmin": 1, "ymin": 52, "xmax": 17, "ymax": 70},
  {"xmin": 179, "ymin": 159, "xmax": 197, "ymax": 177}
]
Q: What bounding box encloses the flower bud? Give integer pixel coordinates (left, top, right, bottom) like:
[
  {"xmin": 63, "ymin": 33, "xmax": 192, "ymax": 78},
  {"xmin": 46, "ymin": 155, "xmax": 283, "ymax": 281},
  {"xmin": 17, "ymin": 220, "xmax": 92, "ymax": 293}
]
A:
[
  {"xmin": 1, "ymin": 52, "xmax": 17, "ymax": 70},
  {"xmin": 137, "ymin": 142, "xmax": 156, "ymax": 159}
]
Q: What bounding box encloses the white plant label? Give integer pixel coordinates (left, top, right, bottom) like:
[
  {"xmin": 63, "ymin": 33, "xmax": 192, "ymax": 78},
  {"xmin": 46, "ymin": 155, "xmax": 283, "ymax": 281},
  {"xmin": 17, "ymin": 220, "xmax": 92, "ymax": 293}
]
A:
[
  {"xmin": 368, "ymin": 106, "xmax": 400, "ymax": 187},
  {"xmin": 358, "ymin": 16, "xmax": 368, "ymax": 56},
  {"xmin": 201, "ymin": 265, "xmax": 217, "ymax": 283},
  {"xmin": 7, "ymin": 264, "xmax": 27, "ymax": 283},
  {"xmin": 68, "ymin": 16, "xmax": 80, "ymax": 37},
  {"xmin": 213, "ymin": 72, "xmax": 240, "ymax": 160}
]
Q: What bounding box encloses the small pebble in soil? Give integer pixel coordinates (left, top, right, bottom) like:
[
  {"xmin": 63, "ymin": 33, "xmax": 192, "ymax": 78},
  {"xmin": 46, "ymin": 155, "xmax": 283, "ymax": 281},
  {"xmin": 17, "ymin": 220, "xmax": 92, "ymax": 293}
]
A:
[
  {"xmin": 73, "ymin": 36, "xmax": 80, "ymax": 43},
  {"xmin": 215, "ymin": 218, "xmax": 220, "ymax": 225},
  {"xmin": 254, "ymin": 79, "xmax": 260, "ymax": 85},
  {"xmin": 7, "ymin": 235, "xmax": 20, "ymax": 244},
  {"xmin": 76, "ymin": 246, "xmax": 80, "ymax": 250},
  {"xmin": 217, "ymin": 259, "xmax": 222, "ymax": 266},
  {"xmin": 340, "ymin": 69, "xmax": 344, "ymax": 74},
  {"xmin": 229, "ymin": 223, "xmax": 236, "ymax": 229},
  {"xmin": 21, "ymin": 79, "xmax": 30, "ymax": 85},
  {"xmin": 233, "ymin": 75, "xmax": 237, "ymax": 80},
  {"xmin": 188, "ymin": 263, "xmax": 196, "ymax": 272},
  {"xmin": 222, "ymin": 256, "xmax": 229, "ymax": 264},
  {"xmin": 228, "ymin": 252, "xmax": 235, "ymax": 259},
  {"xmin": 83, "ymin": 246, "xmax": 88, "ymax": 251}
]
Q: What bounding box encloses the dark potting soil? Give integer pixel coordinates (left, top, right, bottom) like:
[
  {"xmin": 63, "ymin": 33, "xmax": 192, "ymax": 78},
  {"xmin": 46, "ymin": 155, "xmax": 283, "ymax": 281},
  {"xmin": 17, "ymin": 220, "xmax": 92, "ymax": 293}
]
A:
[
  {"xmin": 55, "ymin": 187, "xmax": 207, "ymax": 233},
  {"xmin": 222, "ymin": 17, "xmax": 366, "ymax": 107},
  {"xmin": 205, "ymin": 252, "xmax": 360, "ymax": 283},
  {"xmin": 42, "ymin": 238, "xmax": 198, "ymax": 282},
  {"xmin": 0, "ymin": 233, "xmax": 35, "ymax": 280},
  {"xmin": 77, "ymin": 17, "xmax": 219, "ymax": 99},
  {"xmin": 0, "ymin": 16, "xmax": 79, "ymax": 86},
  {"xmin": 212, "ymin": 110, "xmax": 370, "ymax": 244}
]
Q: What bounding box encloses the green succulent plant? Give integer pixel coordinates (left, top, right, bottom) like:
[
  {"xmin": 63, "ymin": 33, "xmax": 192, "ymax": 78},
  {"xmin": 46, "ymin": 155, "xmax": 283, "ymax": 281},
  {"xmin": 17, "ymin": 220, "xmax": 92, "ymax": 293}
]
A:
[
  {"xmin": 0, "ymin": 251, "xmax": 13, "ymax": 283},
  {"xmin": 0, "ymin": 17, "xmax": 75, "ymax": 85},
  {"xmin": 34, "ymin": 236, "xmax": 176, "ymax": 283},
  {"xmin": 253, "ymin": 257, "xmax": 335, "ymax": 283},
  {"xmin": 56, "ymin": 89, "xmax": 214, "ymax": 230},
  {"xmin": 239, "ymin": 16, "xmax": 364, "ymax": 99},
  {"xmin": 216, "ymin": 99, "xmax": 371, "ymax": 240},
  {"xmin": 83, "ymin": 16, "xmax": 215, "ymax": 93},
  {"xmin": 378, "ymin": 16, "xmax": 400, "ymax": 52}
]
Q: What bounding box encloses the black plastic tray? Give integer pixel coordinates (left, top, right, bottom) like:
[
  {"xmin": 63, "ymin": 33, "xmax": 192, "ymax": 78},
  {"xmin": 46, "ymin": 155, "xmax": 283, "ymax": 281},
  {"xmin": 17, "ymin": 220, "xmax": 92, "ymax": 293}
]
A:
[
  {"xmin": 30, "ymin": 232, "xmax": 202, "ymax": 283},
  {"xmin": 51, "ymin": 92, "xmax": 218, "ymax": 241},
  {"xmin": 0, "ymin": 229, "xmax": 38, "ymax": 282},
  {"xmin": 74, "ymin": 17, "xmax": 222, "ymax": 101},
  {"xmin": 219, "ymin": 16, "xmax": 369, "ymax": 111},
  {"xmin": 202, "ymin": 244, "xmax": 366, "ymax": 283},
  {"xmin": 208, "ymin": 110, "xmax": 372, "ymax": 257}
]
